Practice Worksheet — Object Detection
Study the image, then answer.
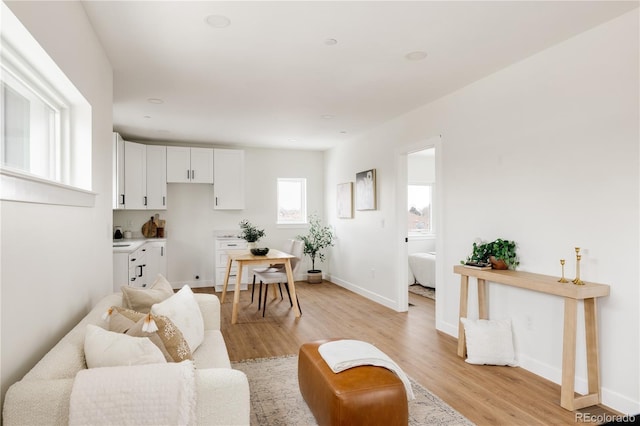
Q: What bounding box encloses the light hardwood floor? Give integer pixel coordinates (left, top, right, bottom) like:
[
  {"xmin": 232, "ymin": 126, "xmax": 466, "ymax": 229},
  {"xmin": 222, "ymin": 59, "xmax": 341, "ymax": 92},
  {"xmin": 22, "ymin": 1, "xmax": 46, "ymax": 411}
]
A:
[{"xmin": 202, "ymin": 281, "xmax": 616, "ymax": 425}]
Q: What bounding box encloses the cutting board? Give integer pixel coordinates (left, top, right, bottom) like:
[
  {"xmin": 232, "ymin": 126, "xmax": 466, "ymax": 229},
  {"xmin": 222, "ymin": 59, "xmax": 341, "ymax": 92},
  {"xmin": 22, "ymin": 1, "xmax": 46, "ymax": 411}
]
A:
[{"xmin": 141, "ymin": 216, "xmax": 158, "ymax": 238}]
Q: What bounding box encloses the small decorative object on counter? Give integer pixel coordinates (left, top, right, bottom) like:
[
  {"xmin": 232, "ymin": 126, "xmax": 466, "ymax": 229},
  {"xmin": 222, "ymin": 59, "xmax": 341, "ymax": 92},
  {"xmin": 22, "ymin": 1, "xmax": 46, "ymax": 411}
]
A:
[
  {"xmin": 558, "ymin": 259, "xmax": 568, "ymax": 283},
  {"xmin": 113, "ymin": 227, "xmax": 123, "ymax": 240},
  {"xmin": 572, "ymin": 247, "xmax": 584, "ymax": 285},
  {"xmin": 461, "ymin": 238, "xmax": 519, "ymax": 270}
]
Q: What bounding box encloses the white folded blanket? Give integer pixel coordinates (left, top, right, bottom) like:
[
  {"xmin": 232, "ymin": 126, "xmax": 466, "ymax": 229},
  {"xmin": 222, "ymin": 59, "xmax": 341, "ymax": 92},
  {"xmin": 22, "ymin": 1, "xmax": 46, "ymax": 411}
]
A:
[
  {"xmin": 69, "ymin": 360, "xmax": 196, "ymax": 426},
  {"xmin": 318, "ymin": 339, "xmax": 415, "ymax": 400}
]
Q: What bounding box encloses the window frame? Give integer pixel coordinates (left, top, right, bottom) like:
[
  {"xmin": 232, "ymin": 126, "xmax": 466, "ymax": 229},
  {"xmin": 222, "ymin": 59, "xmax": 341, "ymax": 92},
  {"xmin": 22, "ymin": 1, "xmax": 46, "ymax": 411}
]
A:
[
  {"xmin": 0, "ymin": 2, "xmax": 94, "ymax": 206},
  {"xmin": 276, "ymin": 177, "xmax": 308, "ymax": 226},
  {"xmin": 407, "ymin": 182, "xmax": 434, "ymax": 236}
]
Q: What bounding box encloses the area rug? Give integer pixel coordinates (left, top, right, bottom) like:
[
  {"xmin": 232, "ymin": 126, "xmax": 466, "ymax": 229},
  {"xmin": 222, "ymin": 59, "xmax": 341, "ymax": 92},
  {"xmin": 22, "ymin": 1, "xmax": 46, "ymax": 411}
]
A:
[
  {"xmin": 409, "ymin": 283, "xmax": 435, "ymax": 300},
  {"xmin": 232, "ymin": 355, "xmax": 473, "ymax": 426}
]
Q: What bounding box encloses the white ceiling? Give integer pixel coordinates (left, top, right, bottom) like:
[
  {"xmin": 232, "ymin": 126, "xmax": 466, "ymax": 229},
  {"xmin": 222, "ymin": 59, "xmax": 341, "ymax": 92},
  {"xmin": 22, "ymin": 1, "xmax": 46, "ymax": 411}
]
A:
[{"xmin": 81, "ymin": 1, "xmax": 638, "ymax": 151}]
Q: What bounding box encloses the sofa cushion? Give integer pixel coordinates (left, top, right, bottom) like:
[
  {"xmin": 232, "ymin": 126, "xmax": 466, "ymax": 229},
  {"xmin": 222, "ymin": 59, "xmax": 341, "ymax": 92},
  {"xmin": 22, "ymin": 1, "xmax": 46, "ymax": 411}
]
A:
[
  {"xmin": 108, "ymin": 307, "xmax": 193, "ymax": 362},
  {"xmin": 192, "ymin": 330, "xmax": 231, "ymax": 369},
  {"xmin": 84, "ymin": 324, "xmax": 166, "ymax": 368},
  {"xmin": 121, "ymin": 274, "xmax": 174, "ymax": 313},
  {"xmin": 151, "ymin": 285, "xmax": 204, "ymax": 353}
]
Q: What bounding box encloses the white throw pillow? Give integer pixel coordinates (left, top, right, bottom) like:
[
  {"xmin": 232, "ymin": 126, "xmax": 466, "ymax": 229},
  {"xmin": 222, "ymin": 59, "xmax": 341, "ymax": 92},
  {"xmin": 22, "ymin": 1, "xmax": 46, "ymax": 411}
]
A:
[
  {"xmin": 151, "ymin": 285, "xmax": 204, "ymax": 353},
  {"xmin": 460, "ymin": 318, "xmax": 518, "ymax": 367},
  {"xmin": 84, "ymin": 324, "xmax": 166, "ymax": 368}
]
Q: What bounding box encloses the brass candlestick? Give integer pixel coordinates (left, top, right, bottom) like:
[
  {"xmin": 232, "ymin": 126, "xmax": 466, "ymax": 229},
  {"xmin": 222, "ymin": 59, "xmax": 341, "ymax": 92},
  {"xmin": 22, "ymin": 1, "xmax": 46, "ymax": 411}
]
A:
[
  {"xmin": 558, "ymin": 259, "xmax": 568, "ymax": 283},
  {"xmin": 572, "ymin": 247, "xmax": 584, "ymax": 285}
]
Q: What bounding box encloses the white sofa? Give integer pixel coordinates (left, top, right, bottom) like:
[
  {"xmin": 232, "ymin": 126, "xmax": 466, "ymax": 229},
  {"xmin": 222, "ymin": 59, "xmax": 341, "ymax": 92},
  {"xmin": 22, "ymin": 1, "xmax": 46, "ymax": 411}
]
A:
[{"xmin": 3, "ymin": 292, "xmax": 250, "ymax": 425}]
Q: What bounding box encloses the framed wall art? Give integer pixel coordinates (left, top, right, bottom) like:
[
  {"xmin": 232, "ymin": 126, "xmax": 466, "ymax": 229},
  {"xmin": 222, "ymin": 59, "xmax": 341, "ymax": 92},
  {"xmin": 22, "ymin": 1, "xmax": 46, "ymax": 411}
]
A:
[
  {"xmin": 355, "ymin": 169, "xmax": 376, "ymax": 210},
  {"xmin": 337, "ymin": 182, "xmax": 353, "ymax": 218}
]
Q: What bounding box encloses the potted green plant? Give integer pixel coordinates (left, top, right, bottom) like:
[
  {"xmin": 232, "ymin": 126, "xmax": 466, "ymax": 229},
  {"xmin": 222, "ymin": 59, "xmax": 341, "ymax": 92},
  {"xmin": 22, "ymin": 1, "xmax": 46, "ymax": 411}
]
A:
[
  {"xmin": 238, "ymin": 219, "xmax": 265, "ymax": 248},
  {"xmin": 297, "ymin": 214, "xmax": 335, "ymax": 283},
  {"xmin": 462, "ymin": 238, "xmax": 519, "ymax": 270}
]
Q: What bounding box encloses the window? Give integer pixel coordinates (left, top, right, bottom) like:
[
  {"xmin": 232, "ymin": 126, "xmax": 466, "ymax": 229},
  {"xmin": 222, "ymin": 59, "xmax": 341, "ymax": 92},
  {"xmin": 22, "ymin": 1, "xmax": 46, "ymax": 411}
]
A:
[
  {"xmin": 0, "ymin": 2, "xmax": 93, "ymax": 206},
  {"xmin": 408, "ymin": 184, "xmax": 433, "ymax": 234},
  {"xmin": 1, "ymin": 57, "xmax": 64, "ymax": 182},
  {"xmin": 277, "ymin": 178, "xmax": 307, "ymax": 225}
]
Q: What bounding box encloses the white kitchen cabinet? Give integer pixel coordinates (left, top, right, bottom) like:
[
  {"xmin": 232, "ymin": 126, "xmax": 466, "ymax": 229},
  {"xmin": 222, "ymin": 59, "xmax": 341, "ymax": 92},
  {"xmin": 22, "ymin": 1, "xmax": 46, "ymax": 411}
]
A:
[
  {"xmin": 213, "ymin": 148, "xmax": 245, "ymax": 210},
  {"xmin": 123, "ymin": 141, "xmax": 147, "ymax": 210},
  {"xmin": 145, "ymin": 240, "xmax": 167, "ymax": 280},
  {"xmin": 166, "ymin": 146, "xmax": 213, "ymax": 183},
  {"xmin": 113, "ymin": 240, "xmax": 167, "ymax": 291},
  {"xmin": 128, "ymin": 244, "xmax": 148, "ymax": 288},
  {"xmin": 112, "ymin": 133, "xmax": 125, "ymax": 209},
  {"xmin": 113, "ymin": 135, "xmax": 167, "ymax": 210},
  {"xmin": 214, "ymin": 236, "xmax": 249, "ymax": 291},
  {"xmin": 145, "ymin": 145, "xmax": 167, "ymax": 209}
]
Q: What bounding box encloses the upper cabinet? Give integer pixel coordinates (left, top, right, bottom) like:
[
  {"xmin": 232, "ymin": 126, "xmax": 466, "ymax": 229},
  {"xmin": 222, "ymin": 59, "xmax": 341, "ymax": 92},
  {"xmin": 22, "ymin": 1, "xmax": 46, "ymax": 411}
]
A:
[
  {"xmin": 213, "ymin": 148, "xmax": 245, "ymax": 210},
  {"xmin": 112, "ymin": 133, "xmax": 167, "ymax": 210},
  {"xmin": 113, "ymin": 133, "xmax": 125, "ymax": 209},
  {"xmin": 145, "ymin": 145, "xmax": 167, "ymax": 209},
  {"xmin": 124, "ymin": 141, "xmax": 147, "ymax": 209},
  {"xmin": 166, "ymin": 146, "xmax": 213, "ymax": 183}
]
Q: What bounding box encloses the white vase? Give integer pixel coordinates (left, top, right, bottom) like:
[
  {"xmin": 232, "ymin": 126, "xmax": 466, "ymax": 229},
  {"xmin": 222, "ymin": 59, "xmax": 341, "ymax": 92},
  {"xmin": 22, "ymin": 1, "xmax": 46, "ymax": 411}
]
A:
[{"xmin": 247, "ymin": 242, "xmax": 257, "ymax": 249}]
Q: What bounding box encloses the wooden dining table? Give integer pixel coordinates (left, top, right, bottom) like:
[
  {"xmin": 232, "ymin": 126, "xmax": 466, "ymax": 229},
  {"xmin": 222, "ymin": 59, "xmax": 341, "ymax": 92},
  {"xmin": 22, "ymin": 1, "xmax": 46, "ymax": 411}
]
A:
[{"xmin": 220, "ymin": 249, "xmax": 301, "ymax": 324}]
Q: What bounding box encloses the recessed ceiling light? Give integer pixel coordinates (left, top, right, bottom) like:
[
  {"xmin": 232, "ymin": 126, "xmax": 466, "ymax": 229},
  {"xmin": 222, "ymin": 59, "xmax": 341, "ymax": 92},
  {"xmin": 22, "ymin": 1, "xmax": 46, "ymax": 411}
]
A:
[
  {"xmin": 143, "ymin": 115, "xmax": 151, "ymax": 119},
  {"xmin": 321, "ymin": 114, "xmax": 334, "ymax": 120},
  {"xmin": 324, "ymin": 38, "xmax": 338, "ymax": 46},
  {"xmin": 205, "ymin": 15, "xmax": 231, "ymax": 28},
  {"xmin": 405, "ymin": 51, "xmax": 428, "ymax": 61},
  {"xmin": 340, "ymin": 130, "xmax": 347, "ymax": 134},
  {"xmin": 147, "ymin": 98, "xmax": 164, "ymax": 104}
]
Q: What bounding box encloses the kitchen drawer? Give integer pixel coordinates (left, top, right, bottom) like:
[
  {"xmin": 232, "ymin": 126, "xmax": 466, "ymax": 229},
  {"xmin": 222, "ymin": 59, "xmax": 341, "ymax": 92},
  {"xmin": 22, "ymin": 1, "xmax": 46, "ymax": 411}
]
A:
[{"xmin": 216, "ymin": 239, "xmax": 247, "ymax": 250}]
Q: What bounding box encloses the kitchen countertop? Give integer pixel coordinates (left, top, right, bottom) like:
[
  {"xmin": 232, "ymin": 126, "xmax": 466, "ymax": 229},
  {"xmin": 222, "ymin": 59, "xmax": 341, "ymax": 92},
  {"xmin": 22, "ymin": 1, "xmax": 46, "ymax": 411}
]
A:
[{"xmin": 112, "ymin": 238, "xmax": 167, "ymax": 254}]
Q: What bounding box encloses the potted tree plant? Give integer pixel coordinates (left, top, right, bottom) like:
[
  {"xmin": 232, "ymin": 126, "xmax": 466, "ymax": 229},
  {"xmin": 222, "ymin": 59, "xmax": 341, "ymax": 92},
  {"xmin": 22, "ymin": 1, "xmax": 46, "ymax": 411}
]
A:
[
  {"xmin": 297, "ymin": 214, "xmax": 335, "ymax": 283},
  {"xmin": 462, "ymin": 238, "xmax": 519, "ymax": 270},
  {"xmin": 238, "ymin": 219, "xmax": 265, "ymax": 249}
]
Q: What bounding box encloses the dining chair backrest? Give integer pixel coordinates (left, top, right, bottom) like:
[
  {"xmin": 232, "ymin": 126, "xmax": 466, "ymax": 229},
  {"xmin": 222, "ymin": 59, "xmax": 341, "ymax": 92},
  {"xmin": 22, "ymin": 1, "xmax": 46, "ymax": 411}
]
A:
[
  {"xmin": 290, "ymin": 240, "xmax": 304, "ymax": 274},
  {"xmin": 280, "ymin": 239, "xmax": 295, "ymax": 256}
]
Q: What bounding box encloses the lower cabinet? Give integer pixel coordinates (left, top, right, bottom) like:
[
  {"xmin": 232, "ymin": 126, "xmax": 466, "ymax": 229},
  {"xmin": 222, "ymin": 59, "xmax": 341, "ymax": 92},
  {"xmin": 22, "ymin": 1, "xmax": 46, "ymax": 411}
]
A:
[
  {"xmin": 215, "ymin": 237, "xmax": 249, "ymax": 292},
  {"xmin": 113, "ymin": 241, "xmax": 167, "ymax": 292}
]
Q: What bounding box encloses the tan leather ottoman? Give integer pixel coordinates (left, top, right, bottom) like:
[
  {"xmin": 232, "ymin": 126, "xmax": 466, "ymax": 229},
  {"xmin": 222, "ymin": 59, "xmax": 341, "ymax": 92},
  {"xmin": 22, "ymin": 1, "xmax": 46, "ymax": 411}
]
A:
[{"xmin": 298, "ymin": 339, "xmax": 408, "ymax": 426}]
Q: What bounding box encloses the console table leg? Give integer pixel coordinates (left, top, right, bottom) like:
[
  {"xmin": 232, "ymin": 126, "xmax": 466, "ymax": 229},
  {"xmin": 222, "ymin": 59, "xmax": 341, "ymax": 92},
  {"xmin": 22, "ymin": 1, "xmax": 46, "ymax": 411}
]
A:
[
  {"xmin": 458, "ymin": 275, "xmax": 469, "ymax": 357},
  {"xmin": 561, "ymin": 297, "xmax": 578, "ymax": 410},
  {"xmin": 584, "ymin": 298, "xmax": 601, "ymax": 400},
  {"xmin": 478, "ymin": 278, "xmax": 488, "ymax": 319}
]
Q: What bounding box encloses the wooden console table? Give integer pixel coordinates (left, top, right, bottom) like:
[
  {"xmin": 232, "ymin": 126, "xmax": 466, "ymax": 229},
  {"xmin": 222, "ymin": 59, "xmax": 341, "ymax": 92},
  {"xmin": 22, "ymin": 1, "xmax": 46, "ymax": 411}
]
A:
[{"xmin": 453, "ymin": 265, "xmax": 610, "ymax": 411}]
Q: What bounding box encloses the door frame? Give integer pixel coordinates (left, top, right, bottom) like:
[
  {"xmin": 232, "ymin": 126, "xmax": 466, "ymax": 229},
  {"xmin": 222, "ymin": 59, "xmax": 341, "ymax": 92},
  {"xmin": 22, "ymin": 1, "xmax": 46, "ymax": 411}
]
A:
[{"xmin": 395, "ymin": 135, "xmax": 443, "ymax": 312}]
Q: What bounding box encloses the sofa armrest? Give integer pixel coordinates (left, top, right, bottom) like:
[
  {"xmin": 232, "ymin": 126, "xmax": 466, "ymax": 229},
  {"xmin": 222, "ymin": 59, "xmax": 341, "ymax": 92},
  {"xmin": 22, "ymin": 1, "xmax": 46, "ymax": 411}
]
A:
[
  {"xmin": 195, "ymin": 368, "xmax": 250, "ymax": 425},
  {"xmin": 3, "ymin": 378, "xmax": 74, "ymax": 426},
  {"xmin": 195, "ymin": 293, "xmax": 221, "ymax": 331}
]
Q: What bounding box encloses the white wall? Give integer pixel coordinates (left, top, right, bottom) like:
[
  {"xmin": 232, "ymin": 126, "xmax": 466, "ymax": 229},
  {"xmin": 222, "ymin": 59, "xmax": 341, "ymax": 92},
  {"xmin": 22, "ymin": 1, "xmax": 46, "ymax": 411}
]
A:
[
  {"xmin": 325, "ymin": 10, "xmax": 639, "ymax": 414},
  {"xmin": 113, "ymin": 147, "xmax": 325, "ymax": 286},
  {"xmin": 0, "ymin": 0, "xmax": 113, "ymax": 407}
]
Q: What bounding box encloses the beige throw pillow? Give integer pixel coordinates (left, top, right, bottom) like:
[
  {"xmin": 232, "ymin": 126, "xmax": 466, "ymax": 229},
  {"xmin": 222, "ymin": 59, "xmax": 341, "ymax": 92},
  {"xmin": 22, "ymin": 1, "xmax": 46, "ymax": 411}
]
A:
[
  {"xmin": 121, "ymin": 273, "xmax": 174, "ymax": 313},
  {"xmin": 109, "ymin": 306, "xmax": 192, "ymax": 362},
  {"xmin": 84, "ymin": 324, "xmax": 166, "ymax": 368}
]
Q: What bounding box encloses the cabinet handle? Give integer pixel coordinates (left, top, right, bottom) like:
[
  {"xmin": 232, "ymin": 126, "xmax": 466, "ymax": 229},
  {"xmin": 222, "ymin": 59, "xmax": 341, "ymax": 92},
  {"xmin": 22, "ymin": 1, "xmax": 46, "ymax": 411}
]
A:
[
  {"xmin": 215, "ymin": 196, "xmax": 218, "ymax": 206},
  {"xmin": 191, "ymin": 170, "xmax": 195, "ymax": 180},
  {"xmin": 131, "ymin": 277, "xmax": 136, "ymax": 282},
  {"xmin": 138, "ymin": 265, "xmax": 143, "ymax": 277},
  {"xmin": 161, "ymin": 246, "xmax": 164, "ymax": 256},
  {"xmin": 228, "ymin": 244, "xmax": 237, "ymax": 247},
  {"xmin": 130, "ymin": 258, "xmax": 136, "ymax": 262},
  {"xmin": 163, "ymin": 196, "xmax": 166, "ymax": 206},
  {"xmin": 143, "ymin": 196, "xmax": 147, "ymax": 206},
  {"xmin": 187, "ymin": 169, "xmax": 190, "ymax": 180},
  {"xmin": 120, "ymin": 194, "xmax": 125, "ymax": 205}
]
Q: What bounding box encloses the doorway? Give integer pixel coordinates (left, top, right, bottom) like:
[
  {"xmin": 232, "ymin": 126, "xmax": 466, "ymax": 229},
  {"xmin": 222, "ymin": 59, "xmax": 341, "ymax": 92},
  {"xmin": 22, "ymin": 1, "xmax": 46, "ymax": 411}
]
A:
[
  {"xmin": 407, "ymin": 148, "xmax": 436, "ymax": 303},
  {"xmin": 395, "ymin": 135, "xmax": 442, "ymax": 313}
]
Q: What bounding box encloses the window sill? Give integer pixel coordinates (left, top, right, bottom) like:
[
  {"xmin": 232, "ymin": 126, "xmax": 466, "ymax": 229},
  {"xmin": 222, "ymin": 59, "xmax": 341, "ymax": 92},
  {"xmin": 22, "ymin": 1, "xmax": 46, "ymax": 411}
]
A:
[
  {"xmin": 276, "ymin": 223, "xmax": 309, "ymax": 229},
  {"xmin": 1, "ymin": 168, "xmax": 95, "ymax": 207},
  {"xmin": 408, "ymin": 232, "xmax": 436, "ymax": 240}
]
